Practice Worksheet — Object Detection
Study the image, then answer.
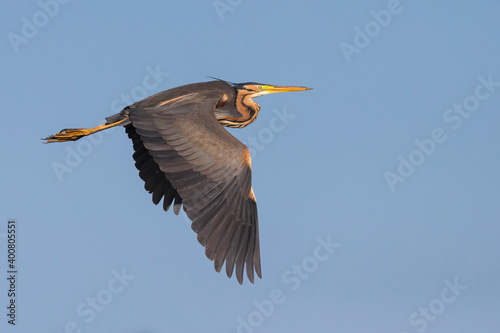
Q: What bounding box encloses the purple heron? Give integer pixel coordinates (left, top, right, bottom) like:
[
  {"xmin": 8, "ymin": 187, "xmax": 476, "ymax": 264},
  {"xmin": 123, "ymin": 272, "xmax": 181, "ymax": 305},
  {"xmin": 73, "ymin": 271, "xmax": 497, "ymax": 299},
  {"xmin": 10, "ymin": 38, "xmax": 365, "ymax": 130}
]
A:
[{"xmin": 44, "ymin": 79, "xmax": 311, "ymax": 284}]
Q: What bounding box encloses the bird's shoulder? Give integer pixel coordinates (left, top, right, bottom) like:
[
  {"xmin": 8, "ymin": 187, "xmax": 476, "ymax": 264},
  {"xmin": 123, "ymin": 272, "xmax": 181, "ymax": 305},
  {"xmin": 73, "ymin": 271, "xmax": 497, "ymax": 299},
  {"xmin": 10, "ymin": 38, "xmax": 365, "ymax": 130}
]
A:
[{"xmin": 132, "ymin": 80, "xmax": 235, "ymax": 109}]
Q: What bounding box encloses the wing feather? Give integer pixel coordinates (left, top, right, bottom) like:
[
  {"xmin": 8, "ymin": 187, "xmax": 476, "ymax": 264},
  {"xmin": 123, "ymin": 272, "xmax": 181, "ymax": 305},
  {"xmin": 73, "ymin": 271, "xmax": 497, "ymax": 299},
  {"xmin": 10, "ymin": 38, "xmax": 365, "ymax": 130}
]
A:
[{"xmin": 126, "ymin": 91, "xmax": 261, "ymax": 284}]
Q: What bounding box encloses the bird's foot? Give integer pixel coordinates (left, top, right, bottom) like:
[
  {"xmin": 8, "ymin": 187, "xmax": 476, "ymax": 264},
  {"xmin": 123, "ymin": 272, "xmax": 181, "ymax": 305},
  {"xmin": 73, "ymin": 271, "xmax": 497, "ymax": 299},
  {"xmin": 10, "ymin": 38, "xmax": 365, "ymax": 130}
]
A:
[
  {"xmin": 42, "ymin": 128, "xmax": 91, "ymax": 143},
  {"xmin": 43, "ymin": 118, "xmax": 128, "ymax": 144}
]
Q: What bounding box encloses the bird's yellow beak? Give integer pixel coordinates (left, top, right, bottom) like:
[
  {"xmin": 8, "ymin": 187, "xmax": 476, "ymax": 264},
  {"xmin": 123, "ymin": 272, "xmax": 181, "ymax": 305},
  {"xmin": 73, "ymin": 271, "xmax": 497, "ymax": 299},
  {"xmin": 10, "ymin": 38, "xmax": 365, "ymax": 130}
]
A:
[{"xmin": 261, "ymin": 85, "xmax": 312, "ymax": 94}]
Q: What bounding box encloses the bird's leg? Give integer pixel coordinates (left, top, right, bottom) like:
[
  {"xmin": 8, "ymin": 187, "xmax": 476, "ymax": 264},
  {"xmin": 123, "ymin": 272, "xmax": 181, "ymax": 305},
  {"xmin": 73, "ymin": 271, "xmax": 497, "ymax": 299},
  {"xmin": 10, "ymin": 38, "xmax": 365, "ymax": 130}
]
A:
[{"xmin": 43, "ymin": 118, "xmax": 128, "ymax": 143}]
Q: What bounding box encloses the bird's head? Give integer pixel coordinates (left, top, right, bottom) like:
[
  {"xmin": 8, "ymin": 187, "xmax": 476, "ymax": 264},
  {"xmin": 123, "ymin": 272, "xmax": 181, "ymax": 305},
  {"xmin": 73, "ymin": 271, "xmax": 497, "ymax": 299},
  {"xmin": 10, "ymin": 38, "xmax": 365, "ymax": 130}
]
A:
[
  {"xmin": 212, "ymin": 79, "xmax": 312, "ymax": 128},
  {"xmin": 231, "ymin": 82, "xmax": 312, "ymax": 99}
]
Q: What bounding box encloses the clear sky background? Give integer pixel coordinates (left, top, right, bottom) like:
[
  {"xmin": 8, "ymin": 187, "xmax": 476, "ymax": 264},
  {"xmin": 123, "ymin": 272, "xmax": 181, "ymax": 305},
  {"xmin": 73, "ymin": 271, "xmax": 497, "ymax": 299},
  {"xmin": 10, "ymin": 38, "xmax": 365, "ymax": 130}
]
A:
[{"xmin": 1, "ymin": 1, "xmax": 500, "ymax": 332}]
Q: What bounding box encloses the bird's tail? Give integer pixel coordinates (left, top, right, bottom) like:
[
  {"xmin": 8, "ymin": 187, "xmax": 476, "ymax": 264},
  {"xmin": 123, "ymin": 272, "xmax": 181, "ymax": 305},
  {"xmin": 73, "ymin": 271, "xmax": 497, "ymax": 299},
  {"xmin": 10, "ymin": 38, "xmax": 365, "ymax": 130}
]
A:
[{"xmin": 42, "ymin": 117, "xmax": 128, "ymax": 143}]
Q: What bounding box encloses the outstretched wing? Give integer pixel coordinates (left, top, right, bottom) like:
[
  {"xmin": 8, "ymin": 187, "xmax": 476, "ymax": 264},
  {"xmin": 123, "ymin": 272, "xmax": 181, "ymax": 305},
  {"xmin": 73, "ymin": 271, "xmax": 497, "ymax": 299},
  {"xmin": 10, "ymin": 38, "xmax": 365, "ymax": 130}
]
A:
[{"xmin": 126, "ymin": 95, "xmax": 261, "ymax": 284}]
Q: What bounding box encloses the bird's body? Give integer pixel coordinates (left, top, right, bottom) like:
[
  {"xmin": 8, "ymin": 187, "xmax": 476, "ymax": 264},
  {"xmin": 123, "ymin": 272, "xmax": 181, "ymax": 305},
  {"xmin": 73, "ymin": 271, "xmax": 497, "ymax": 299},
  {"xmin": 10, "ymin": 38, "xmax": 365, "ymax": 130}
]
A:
[{"xmin": 44, "ymin": 79, "xmax": 311, "ymax": 284}]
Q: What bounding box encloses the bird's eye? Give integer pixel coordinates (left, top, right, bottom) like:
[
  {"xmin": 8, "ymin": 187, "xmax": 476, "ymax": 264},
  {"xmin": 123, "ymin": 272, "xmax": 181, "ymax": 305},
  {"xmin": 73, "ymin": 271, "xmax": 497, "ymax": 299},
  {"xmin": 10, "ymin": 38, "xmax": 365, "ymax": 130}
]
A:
[{"xmin": 257, "ymin": 85, "xmax": 263, "ymax": 90}]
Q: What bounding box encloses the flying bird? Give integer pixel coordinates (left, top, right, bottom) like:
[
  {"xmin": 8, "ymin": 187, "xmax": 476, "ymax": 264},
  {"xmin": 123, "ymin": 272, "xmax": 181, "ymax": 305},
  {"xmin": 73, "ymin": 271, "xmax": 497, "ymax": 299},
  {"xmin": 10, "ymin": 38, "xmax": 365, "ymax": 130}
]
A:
[{"xmin": 44, "ymin": 79, "xmax": 311, "ymax": 284}]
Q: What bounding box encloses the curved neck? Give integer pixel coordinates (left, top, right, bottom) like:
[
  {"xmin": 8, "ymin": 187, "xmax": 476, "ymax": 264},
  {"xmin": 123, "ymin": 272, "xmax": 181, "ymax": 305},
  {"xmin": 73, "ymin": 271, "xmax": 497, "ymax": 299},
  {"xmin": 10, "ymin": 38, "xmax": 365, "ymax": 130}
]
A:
[{"xmin": 216, "ymin": 91, "xmax": 260, "ymax": 128}]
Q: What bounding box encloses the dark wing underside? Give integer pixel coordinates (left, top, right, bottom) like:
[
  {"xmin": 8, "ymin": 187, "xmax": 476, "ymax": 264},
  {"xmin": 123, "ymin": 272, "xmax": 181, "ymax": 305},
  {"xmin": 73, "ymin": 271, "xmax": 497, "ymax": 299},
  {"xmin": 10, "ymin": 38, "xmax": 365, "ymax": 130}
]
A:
[{"xmin": 126, "ymin": 94, "xmax": 261, "ymax": 284}]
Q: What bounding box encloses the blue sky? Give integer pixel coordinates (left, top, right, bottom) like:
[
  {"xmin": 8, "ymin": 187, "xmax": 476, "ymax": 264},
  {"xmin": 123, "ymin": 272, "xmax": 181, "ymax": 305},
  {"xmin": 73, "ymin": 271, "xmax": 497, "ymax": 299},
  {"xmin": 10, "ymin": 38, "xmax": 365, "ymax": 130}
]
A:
[{"xmin": 1, "ymin": 1, "xmax": 500, "ymax": 332}]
